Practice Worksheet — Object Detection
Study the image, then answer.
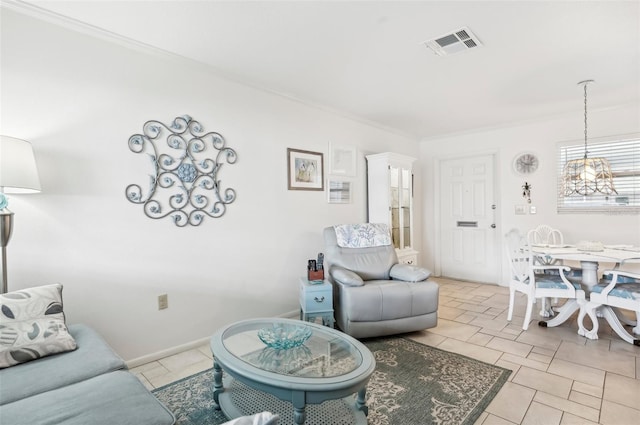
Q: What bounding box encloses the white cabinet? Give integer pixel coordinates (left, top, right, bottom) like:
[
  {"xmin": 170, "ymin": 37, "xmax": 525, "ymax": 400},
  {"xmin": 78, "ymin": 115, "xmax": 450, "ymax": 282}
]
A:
[{"xmin": 366, "ymin": 152, "xmax": 418, "ymax": 265}]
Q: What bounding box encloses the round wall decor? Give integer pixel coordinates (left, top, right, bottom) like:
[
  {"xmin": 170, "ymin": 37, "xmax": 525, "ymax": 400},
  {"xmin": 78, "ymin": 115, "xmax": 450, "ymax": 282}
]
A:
[{"xmin": 513, "ymin": 152, "xmax": 539, "ymax": 175}]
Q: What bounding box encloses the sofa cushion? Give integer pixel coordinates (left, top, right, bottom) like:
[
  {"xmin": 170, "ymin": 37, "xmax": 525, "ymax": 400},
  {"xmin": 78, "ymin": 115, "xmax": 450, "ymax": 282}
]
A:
[
  {"xmin": 0, "ymin": 370, "xmax": 175, "ymax": 425},
  {"xmin": 0, "ymin": 283, "xmax": 76, "ymax": 368},
  {"xmin": 342, "ymin": 280, "xmax": 439, "ymax": 322},
  {"xmin": 0, "ymin": 324, "xmax": 125, "ymax": 405}
]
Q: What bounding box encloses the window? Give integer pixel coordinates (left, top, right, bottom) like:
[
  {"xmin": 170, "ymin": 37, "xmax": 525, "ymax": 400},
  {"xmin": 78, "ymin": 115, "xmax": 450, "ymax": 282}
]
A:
[{"xmin": 557, "ymin": 134, "xmax": 640, "ymax": 214}]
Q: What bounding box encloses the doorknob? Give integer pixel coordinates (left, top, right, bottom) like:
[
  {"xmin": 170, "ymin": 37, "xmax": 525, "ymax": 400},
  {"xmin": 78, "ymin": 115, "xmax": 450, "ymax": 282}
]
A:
[{"xmin": 491, "ymin": 224, "xmax": 496, "ymax": 229}]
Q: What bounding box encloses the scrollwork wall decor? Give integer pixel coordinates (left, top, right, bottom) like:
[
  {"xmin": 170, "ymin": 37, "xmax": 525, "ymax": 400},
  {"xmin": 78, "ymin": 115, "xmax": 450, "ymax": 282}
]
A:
[{"xmin": 126, "ymin": 115, "xmax": 237, "ymax": 226}]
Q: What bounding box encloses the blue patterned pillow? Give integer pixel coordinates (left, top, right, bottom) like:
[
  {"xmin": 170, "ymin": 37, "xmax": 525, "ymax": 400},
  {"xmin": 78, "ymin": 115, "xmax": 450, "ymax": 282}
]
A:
[{"xmin": 0, "ymin": 284, "xmax": 77, "ymax": 368}]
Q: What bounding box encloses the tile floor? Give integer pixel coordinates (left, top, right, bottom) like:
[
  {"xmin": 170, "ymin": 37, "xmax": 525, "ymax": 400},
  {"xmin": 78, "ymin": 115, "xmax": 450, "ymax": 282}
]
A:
[{"xmin": 131, "ymin": 278, "xmax": 640, "ymax": 425}]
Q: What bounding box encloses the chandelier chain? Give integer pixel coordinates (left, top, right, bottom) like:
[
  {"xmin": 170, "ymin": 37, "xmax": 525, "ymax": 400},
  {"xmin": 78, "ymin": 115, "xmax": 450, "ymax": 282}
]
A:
[
  {"xmin": 562, "ymin": 79, "xmax": 616, "ymax": 197},
  {"xmin": 583, "ymin": 81, "xmax": 588, "ymax": 159}
]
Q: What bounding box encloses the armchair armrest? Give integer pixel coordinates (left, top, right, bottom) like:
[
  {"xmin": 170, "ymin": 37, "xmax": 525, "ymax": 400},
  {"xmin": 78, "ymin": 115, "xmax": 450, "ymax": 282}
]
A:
[
  {"xmin": 532, "ymin": 265, "xmax": 571, "ymax": 274},
  {"xmin": 532, "ymin": 264, "xmax": 582, "ymax": 282},
  {"xmin": 532, "ymin": 265, "xmax": 580, "ymax": 293},
  {"xmin": 602, "ymin": 270, "xmax": 640, "ymax": 281},
  {"xmin": 533, "ymin": 264, "xmax": 573, "ymax": 282},
  {"xmin": 600, "ymin": 270, "xmax": 640, "ymax": 296},
  {"xmin": 390, "ymin": 264, "xmax": 431, "ymax": 282},
  {"xmin": 330, "ymin": 266, "xmax": 364, "ymax": 287}
]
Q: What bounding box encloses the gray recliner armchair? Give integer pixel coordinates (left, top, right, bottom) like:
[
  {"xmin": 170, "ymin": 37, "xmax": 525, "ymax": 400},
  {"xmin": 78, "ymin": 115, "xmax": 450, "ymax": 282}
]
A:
[{"xmin": 323, "ymin": 224, "xmax": 439, "ymax": 338}]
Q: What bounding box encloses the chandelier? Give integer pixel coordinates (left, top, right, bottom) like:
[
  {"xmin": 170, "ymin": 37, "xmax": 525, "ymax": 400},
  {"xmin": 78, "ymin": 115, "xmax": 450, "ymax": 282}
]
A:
[{"xmin": 562, "ymin": 80, "xmax": 616, "ymax": 196}]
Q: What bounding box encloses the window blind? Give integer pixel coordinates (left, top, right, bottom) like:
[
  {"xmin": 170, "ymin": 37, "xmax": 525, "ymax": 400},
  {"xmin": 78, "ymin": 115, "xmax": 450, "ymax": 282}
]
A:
[{"xmin": 557, "ymin": 134, "xmax": 640, "ymax": 214}]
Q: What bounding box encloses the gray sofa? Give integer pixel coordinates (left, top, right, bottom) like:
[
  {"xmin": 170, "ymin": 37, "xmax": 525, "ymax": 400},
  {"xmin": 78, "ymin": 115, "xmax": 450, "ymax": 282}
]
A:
[
  {"xmin": 324, "ymin": 225, "xmax": 439, "ymax": 338},
  {"xmin": 0, "ymin": 324, "xmax": 176, "ymax": 425}
]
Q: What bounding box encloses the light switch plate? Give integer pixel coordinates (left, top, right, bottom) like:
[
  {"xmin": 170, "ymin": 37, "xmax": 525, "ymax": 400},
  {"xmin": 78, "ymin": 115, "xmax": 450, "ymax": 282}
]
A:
[
  {"xmin": 515, "ymin": 205, "xmax": 527, "ymax": 215},
  {"xmin": 530, "ymin": 205, "xmax": 537, "ymax": 214},
  {"xmin": 158, "ymin": 294, "xmax": 168, "ymax": 310}
]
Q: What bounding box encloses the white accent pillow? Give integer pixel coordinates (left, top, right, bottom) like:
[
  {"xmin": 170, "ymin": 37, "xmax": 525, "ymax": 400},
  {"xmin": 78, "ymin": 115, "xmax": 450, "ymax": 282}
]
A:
[
  {"xmin": 0, "ymin": 283, "xmax": 77, "ymax": 368},
  {"xmin": 390, "ymin": 264, "xmax": 432, "ymax": 282},
  {"xmin": 222, "ymin": 412, "xmax": 279, "ymax": 425}
]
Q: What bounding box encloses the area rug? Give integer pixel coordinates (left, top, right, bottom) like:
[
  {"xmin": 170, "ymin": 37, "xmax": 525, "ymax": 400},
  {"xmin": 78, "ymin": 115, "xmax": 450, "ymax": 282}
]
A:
[{"xmin": 153, "ymin": 337, "xmax": 511, "ymax": 425}]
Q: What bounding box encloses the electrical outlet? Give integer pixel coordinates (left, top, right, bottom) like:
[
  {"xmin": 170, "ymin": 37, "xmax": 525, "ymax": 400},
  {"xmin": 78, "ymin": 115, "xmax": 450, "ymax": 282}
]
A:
[{"xmin": 158, "ymin": 294, "xmax": 168, "ymax": 310}]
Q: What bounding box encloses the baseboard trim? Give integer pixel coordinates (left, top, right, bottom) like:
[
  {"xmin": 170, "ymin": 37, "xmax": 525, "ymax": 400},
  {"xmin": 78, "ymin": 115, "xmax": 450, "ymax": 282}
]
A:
[
  {"xmin": 126, "ymin": 336, "xmax": 211, "ymax": 369},
  {"xmin": 125, "ymin": 310, "xmax": 300, "ymax": 368}
]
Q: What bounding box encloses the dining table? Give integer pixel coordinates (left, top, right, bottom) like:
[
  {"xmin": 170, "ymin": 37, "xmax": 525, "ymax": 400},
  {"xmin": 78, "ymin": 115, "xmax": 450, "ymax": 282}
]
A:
[
  {"xmin": 531, "ymin": 244, "xmax": 640, "ymax": 289},
  {"xmin": 530, "ymin": 244, "xmax": 640, "ymax": 340}
]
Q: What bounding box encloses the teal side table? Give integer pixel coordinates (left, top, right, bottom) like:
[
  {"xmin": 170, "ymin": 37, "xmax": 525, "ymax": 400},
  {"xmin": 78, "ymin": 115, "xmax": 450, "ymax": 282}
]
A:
[{"xmin": 299, "ymin": 277, "xmax": 334, "ymax": 328}]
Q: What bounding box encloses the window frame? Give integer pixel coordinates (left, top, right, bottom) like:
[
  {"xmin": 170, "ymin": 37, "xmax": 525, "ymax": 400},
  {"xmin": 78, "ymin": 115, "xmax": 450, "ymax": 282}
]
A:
[{"xmin": 557, "ymin": 133, "xmax": 640, "ymax": 214}]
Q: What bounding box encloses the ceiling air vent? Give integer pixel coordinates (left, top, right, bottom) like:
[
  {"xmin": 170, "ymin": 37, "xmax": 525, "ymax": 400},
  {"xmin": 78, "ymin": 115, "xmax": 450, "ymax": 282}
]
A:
[{"xmin": 423, "ymin": 27, "xmax": 482, "ymax": 56}]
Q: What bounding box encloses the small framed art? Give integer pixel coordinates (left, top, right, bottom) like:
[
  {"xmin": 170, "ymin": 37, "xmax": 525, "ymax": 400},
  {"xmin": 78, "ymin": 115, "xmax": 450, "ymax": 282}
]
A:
[
  {"xmin": 287, "ymin": 148, "xmax": 324, "ymax": 191},
  {"xmin": 327, "ymin": 179, "xmax": 352, "ymax": 203},
  {"xmin": 328, "ymin": 144, "xmax": 356, "ymax": 176}
]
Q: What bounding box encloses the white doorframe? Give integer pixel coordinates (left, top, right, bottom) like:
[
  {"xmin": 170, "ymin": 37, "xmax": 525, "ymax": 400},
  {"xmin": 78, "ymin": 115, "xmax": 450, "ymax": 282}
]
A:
[{"xmin": 433, "ymin": 150, "xmax": 502, "ymax": 283}]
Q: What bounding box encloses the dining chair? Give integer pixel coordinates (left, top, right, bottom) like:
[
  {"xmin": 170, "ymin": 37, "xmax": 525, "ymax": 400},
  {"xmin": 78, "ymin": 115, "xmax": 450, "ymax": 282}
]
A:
[
  {"xmin": 584, "ymin": 270, "xmax": 640, "ymax": 345},
  {"xmin": 527, "ymin": 224, "xmax": 564, "ymax": 246},
  {"xmin": 526, "ymin": 224, "xmax": 582, "ymax": 316},
  {"xmin": 505, "ymin": 229, "xmax": 585, "ymax": 330}
]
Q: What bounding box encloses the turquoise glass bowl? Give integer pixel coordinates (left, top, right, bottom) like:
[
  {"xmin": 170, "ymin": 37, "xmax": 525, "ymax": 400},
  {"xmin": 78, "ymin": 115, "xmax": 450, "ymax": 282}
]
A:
[{"xmin": 258, "ymin": 324, "xmax": 312, "ymax": 350}]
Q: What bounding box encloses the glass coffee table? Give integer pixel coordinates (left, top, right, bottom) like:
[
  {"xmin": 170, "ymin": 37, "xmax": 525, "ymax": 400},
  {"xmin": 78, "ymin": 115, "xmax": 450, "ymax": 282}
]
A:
[{"xmin": 210, "ymin": 318, "xmax": 375, "ymax": 425}]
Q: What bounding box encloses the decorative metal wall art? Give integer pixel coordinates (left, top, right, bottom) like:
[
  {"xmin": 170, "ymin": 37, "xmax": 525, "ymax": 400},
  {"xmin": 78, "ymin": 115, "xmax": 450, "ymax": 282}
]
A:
[
  {"xmin": 522, "ymin": 182, "xmax": 532, "ymax": 204},
  {"xmin": 126, "ymin": 115, "xmax": 237, "ymax": 226}
]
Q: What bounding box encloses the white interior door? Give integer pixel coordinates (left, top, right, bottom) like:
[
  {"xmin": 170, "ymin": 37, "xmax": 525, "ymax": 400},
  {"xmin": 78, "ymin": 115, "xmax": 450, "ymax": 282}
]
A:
[{"xmin": 439, "ymin": 154, "xmax": 499, "ymax": 283}]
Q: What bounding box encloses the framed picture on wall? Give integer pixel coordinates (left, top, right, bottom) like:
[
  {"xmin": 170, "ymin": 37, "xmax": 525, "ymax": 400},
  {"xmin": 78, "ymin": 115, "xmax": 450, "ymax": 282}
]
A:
[
  {"xmin": 328, "ymin": 144, "xmax": 357, "ymax": 176},
  {"xmin": 327, "ymin": 179, "xmax": 352, "ymax": 203},
  {"xmin": 287, "ymin": 148, "xmax": 324, "ymax": 191}
]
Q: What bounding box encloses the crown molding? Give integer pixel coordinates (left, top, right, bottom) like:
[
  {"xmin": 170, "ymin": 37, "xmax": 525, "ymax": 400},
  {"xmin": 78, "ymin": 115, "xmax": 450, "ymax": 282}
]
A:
[{"xmin": 1, "ymin": 0, "xmax": 418, "ymax": 142}]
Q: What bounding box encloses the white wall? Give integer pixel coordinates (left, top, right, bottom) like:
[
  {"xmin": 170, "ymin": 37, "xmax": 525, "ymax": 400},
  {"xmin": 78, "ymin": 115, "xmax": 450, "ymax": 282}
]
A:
[
  {"xmin": 0, "ymin": 10, "xmax": 420, "ymax": 361},
  {"xmin": 419, "ymin": 103, "xmax": 640, "ymax": 284}
]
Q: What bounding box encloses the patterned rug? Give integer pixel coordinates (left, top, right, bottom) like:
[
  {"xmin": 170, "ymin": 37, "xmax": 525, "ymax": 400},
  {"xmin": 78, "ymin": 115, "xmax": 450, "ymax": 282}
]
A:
[{"xmin": 153, "ymin": 337, "xmax": 511, "ymax": 425}]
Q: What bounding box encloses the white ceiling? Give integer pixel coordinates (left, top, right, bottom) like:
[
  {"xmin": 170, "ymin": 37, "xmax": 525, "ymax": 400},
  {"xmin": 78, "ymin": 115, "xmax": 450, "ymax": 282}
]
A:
[{"xmin": 8, "ymin": 0, "xmax": 640, "ymax": 140}]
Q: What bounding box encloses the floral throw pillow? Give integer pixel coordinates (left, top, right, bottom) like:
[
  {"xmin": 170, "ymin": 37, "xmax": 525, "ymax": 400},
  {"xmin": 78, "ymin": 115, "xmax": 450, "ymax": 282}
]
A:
[
  {"xmin": 334, "ymin": 223, "xmax": 392, "ymax": 248},
  {"xmin": 0, "ymin": 283, "xmax": 77, "ymax": 368}
]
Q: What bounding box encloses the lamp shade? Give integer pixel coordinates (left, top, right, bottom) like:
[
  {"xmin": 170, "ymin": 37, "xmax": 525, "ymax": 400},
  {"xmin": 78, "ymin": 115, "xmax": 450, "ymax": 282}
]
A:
[
  {"xmin": 0, "ymin": 136, "xmax": 41, "ymax": 193},
  {"xmin": 562, "ymin": 156, "xmax": 617, "ymax": 196}
]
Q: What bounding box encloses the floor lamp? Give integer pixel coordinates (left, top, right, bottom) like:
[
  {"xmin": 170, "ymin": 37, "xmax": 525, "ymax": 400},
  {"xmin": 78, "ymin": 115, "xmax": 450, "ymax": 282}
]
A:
[{"xmin": 0, "ymin": 136, "xmax": 41, "ymax": 294}]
